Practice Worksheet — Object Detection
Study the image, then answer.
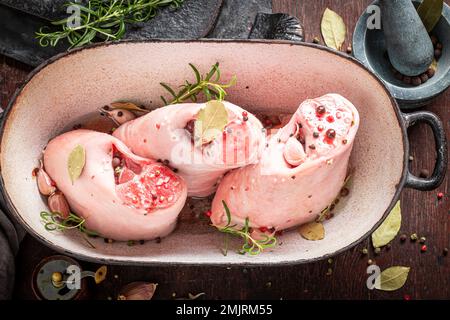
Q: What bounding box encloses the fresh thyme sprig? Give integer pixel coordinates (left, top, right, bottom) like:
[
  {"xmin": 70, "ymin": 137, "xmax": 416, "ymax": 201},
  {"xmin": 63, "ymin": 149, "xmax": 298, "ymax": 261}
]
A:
[
  {"xmin": 36, "ymin": 0, "xmax": 184, "ymax": 48},
  {"xmin": 160, "ymin": 63, "xmax": 237, "ymax": 105},
  {"xmin": 217, "ymin": 201, "xmax": 277, "ymax": 256},
  {"xmin": 40, "ymin": 211, "xmax": 99, "ymax": 237}
]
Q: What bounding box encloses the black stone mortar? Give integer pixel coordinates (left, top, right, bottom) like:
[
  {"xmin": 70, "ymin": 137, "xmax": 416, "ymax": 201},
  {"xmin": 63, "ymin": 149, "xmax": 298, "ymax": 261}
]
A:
[{"xmin": 353, "ymin": 0, "xmax": 450, "ymax": 109}]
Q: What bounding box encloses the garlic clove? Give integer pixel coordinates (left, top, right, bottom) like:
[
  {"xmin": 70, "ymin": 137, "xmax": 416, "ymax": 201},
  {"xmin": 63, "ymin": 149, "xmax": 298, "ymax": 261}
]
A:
[
  {"xmin": 48, "ymin": 191, "xmax": 70, "ymax": 218},
  {"xmin": 100, "ymin": 107, "xmax": 136, "ymax": 125},
  {"xmin": 110, "ymin": 109, "xmax": 136, "ymax": 125},
  {"xmin": 36, "ymin": 164, "xmax": 56, "ymax": 196},
  {"xmin": 118, "ymin": 282, "xmax": 157, "ymax": 300}
]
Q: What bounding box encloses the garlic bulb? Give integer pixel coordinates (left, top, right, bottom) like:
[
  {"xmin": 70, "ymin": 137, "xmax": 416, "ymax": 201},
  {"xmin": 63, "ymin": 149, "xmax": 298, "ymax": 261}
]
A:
[
  {"xmin": 118, "ymin": 282, "xmax": 157, "ymax": 300},
  {"xmin": 48, "ymin": 191, "xmax": 70, "ymax": 218},
  {"xmin": 100, "ymin": 107, "xmax": 136, "ymax": 126}
]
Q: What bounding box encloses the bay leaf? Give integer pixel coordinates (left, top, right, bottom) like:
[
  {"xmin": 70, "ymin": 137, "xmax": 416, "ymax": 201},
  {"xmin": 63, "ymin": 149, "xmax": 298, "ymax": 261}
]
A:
[
  {"xmin": 110, "ymin": 101, "xmax": 148, "ymax": 113},
  {"xmin": 375, "ymin": 266, "xmax": 410, "ymax": 291},
  {"xmin": 321, "ymin": 8, "xmax": 346, "ymax": 50},
  {"xmin": 68, "ymin": 144, "xmax": 86, "ymax": 184},
  {"xmin": 298, "ymin": 221, "xmax": 325, "ymax": 241},
  {"xmin": 372, "ymin": 201, "xmax": 401, "ymax": 248},
  {"xmin": 417, "ymin": 0, "xmax": 444, "ymax": 32},
  {"xmin": 194, "ymin": 100, "xmax": 228, "ymax": 145}
]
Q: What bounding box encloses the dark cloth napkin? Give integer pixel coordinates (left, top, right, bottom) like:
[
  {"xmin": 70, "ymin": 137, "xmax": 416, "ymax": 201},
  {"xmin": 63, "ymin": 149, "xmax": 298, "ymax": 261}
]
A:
[{"xmin": 0, "ymin": 197, "xmax": 25, "ymax": 299}]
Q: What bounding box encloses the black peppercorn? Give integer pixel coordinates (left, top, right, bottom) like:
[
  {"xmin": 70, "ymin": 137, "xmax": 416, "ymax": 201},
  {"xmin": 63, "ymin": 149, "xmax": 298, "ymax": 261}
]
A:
[
  {"xmin": 419, "ymin": 169, "xmax": 429, "ymax": 178},
  {"xmin": 394, "ymin": 71, "xmax": 404, "ymax": 81},
  {"xmin": 326, "ymin": 129, "xmax": 336, "ymax": 139},
  {"xmin": 435, "ymin": 49, "xmax": 442, "ymax": 59},
  {"xmin": 316, "ymin": 105, "xmax": 326, "ymax": 115},
  {"xmin": 184, "ymin": 119, "xmax": 195, "ymax": 134},
  {"xmin": 431, "ymin": 35, "xmax": 438, "ymax": 46},
  {"xmin": 411, "ymin": 76, "xmax": 422, "ymax": 86},
  {"xmin": 420, "ymin": 73, "xmax": 429, "ymax": 83},
  {"xmin": 340, "ymin": 187, "xmax": 349, "ymax": 197}
]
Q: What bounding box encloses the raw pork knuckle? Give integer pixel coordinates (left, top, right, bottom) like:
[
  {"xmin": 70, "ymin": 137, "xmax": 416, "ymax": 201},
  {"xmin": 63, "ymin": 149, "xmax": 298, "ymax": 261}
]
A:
[
  {"xmin": 43, "ymin": 130, "xmax": 187, "ymax": 240},
  {"xmin": 113, "ymin": 101, "xmax": 264, "ymax": 197},
  {"xmin": 210, "ymin": 94, "xmax": 359, "ymax": 231}
]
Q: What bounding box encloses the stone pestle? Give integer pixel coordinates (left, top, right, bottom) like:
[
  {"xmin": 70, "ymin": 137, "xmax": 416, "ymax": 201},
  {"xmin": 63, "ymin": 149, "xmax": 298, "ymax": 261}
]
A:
[{"xmin": 380, "ymin": 0, "xmax": 434, "ymax": 76}]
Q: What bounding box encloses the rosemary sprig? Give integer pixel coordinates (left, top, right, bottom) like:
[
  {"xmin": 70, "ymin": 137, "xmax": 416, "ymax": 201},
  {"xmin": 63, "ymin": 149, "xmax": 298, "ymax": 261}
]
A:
[
  {"xmin": 160, "ymin": 63, "xmax": 237, "ymax": 105},
  {"xmin": 40, "ymin": 211, "xmax": 99, "ymax": 237},
  {"xmin": 36, "ymin": 0, "xmax": 184, "ymax": 48},
  {"xmin": 216, "ymin": 201, "xmax": 276, "ymax": 256}
]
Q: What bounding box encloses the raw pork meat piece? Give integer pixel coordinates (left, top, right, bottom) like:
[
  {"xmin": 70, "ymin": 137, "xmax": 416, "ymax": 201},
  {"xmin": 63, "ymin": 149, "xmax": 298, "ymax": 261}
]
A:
[{"xmin": 44, "ymin": 130, "xmax": 187, "ymax": 240}]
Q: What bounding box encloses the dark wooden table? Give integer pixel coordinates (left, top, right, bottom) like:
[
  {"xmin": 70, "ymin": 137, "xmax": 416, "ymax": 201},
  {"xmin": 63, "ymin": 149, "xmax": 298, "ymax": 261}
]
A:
[{"xmin": 2, "ymin": 0, "xmax": 449, "ymax": 300}]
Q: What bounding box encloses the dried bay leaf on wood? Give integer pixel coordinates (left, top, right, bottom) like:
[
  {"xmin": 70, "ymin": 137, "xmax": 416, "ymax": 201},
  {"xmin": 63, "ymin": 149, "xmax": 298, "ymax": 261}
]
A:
[
  {"xmin": 375, "ymin": 266, "xmax": 410, "ymax": 291},
  {"xmin": 321, "ymin": 8, "xmax": 346, "ymax": 50}
]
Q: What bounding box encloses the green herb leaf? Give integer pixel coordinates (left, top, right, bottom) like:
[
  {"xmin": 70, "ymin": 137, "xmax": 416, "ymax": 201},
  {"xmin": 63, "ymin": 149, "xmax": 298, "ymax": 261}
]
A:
[
  {"xmin": 216, "ymin": 201, "xmax": 277, "ymax": 255},
  {"xmin": 189, "ymin": 63, "xmax": 201, "ymax": 83},
  {"xmin": 372, "ymin": 201, "xmax": 401, "ymax": 248},
  {"xmin": 222, "ymin": 200, "xmax": 232, "ymax": 225},
  {"xmin": 205, "ymin": 62, "xmax": 219, "ymax": 81},
  {"xmin": 40, "ymin": 211, "xmax": 99, "ymax": 237},
  {"xmin": 375, "ymin": 266, "xmax": 410, "ymax": 291},
  {"xmin": 36, "ymin": 0, "xmax": 185, "ymax": 48},
  {"xmin": 321, "ymin": 8, "xmax": 346, "ymax": 50},
  {"xmin": 160, "ymin": 82, "xmax": 177, "ymax": 99},
  {"xmin": 68, "ymin": 144, "xmax": 86, "ymax": 184},
  {"xmin": 298, "ymin": 221, "xmax": 325, "ymax": 241},
  {"xmin": 160, "ymin": 63, "xmax": 236, "ymax": 105},
  {"xmin": 194, "ymin": 100, "xmax": 228, "ymax": 145},
  {"xmin": 417, "ymin": 0, "xmax": 444, "ymax": 32}
]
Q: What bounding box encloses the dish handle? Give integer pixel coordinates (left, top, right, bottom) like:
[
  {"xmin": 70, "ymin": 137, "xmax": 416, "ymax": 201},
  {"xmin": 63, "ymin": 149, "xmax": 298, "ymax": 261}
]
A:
[{"xmin": 402, "ymin": 111, "xmax": 448, "ymax": 191}]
